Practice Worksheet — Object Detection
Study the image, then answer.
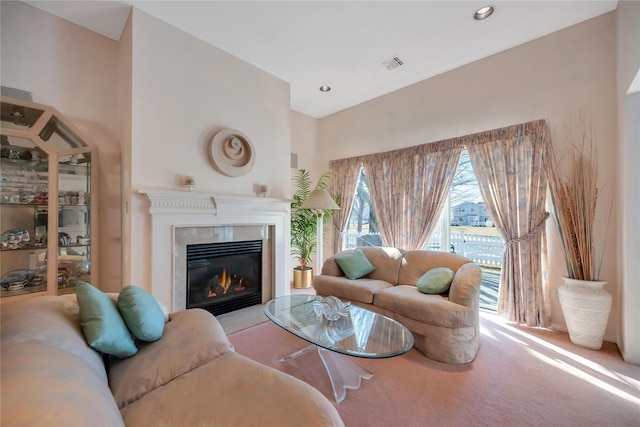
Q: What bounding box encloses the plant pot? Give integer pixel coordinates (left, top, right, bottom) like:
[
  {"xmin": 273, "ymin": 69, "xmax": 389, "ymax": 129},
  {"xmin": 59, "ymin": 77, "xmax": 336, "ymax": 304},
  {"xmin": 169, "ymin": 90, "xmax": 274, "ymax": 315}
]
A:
[
  {"xmin": 293, "ymin": 267, "xmax": 313, "ymax": 289},
  {"xmin": 558, "ymin": 277, "xmax": 611, "ymax": 350}
]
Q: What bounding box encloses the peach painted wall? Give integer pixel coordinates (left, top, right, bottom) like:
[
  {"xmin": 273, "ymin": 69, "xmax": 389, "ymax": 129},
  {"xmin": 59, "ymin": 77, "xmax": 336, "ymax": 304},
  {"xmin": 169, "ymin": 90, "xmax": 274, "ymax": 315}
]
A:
[
  {"xmin": 1, "ymin": 1, "xmax": 123, "ymax": 292},
  {"xmin": 316, "ymin": 13, "xmax": 619, "ymax": 341},
  {"xmin": 117, "ymin": 13, "xmax": 133, "ymax": 292},
  {"xmin": 616, "ymin": 0, "xmax": 640, "ymax": 364},
  {"xmin": 291, "ymin": 110, "xmax": 320, "ymax": 179},
  {"xmin": 127, "ymin": 9, "xmax": 292, "ymax": 290},
  {"xmin": 290, "ymin": 110, "xmax": 322, "ymax": 270}
]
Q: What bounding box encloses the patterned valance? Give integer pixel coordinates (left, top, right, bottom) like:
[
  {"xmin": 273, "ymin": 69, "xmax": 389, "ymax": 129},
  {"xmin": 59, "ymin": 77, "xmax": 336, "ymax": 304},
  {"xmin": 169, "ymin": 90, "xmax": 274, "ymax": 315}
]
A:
[{"xmin": 331, "ymin": 118, "xmax": 548, "ymax": 165}]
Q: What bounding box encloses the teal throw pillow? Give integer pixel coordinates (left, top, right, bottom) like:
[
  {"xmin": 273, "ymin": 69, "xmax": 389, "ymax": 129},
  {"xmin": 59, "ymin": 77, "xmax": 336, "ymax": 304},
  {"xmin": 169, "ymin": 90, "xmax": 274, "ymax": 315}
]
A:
[
  {"xmin": 334, "ymin": 249, "xmax": 376, "ymax": 280},
  {"xmin": 75, "ymin": 281, "xmax": 138, "ymax": 358},
  {"xmin": 416, "ymin": 267, "xmax": 455, "ymax": 294},
  {"xmin": 117, "ymin": 285, "xmax": 165, "ymax": 342}
]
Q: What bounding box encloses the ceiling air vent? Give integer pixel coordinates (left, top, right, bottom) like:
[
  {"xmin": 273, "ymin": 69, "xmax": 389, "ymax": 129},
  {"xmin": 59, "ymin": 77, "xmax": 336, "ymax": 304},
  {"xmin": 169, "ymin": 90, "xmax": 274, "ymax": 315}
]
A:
[{"xmin": 382, "ymin": 56, "xmax": 404, "ymax": 71}]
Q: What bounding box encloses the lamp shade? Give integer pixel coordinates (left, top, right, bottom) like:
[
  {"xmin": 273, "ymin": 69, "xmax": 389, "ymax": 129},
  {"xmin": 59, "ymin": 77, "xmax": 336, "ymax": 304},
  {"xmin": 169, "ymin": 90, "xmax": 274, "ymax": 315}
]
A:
[{"xmin": 301, "ymin": 189, "xmax": 339, "ymax": 210}]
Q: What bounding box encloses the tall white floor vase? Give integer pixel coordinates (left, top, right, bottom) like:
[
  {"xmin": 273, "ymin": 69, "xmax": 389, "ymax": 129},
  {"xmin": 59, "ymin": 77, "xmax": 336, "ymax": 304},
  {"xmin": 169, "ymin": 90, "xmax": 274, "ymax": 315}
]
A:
[{"xmin": 558, "ymin": 278, "xmax": 612, "ymax": 350}]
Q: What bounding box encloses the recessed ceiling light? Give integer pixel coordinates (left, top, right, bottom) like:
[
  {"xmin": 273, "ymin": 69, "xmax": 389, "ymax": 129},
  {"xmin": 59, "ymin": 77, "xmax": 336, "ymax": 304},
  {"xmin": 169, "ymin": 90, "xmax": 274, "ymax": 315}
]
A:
[
  {"xmin": 474, "ymin": 5, "xmax": 494, "ymax": 20},
  {"xmin": 319, "ymin": 85, "xmax": 331, "ymax": 92}
]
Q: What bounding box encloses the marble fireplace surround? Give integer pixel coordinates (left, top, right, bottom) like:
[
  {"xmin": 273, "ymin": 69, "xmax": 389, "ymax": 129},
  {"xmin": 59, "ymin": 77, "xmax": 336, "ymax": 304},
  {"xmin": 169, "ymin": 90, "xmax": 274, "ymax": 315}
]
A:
[{"xmin": 139, "ymin": 189, "xmax": 290, "ymax": 313}]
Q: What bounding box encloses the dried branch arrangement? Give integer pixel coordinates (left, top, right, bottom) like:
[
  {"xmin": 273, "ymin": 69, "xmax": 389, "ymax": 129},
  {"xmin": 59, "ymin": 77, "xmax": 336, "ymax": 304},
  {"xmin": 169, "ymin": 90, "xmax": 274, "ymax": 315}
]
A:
[{"xmin": 547, "ymin": 115, "xmax": 600, "ymax": 281}]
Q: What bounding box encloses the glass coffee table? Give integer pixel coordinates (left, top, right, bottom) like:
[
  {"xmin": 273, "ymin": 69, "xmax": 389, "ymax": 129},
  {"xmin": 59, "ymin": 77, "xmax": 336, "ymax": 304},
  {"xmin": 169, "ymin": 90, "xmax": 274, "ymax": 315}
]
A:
[{"xmin": 264, "ymin": 295, "xmax": 414, "ymax": 403}]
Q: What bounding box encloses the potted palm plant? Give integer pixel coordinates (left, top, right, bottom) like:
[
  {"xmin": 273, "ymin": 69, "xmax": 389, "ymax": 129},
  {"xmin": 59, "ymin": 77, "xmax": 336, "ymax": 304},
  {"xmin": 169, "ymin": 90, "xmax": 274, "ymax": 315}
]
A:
[
  {"xmin": 290, "ymin": 169, "xmax": 332, "ymax": 288},
  {"xmin": 548, "ymin": 116, "xmax": 612, "ymax": 349}
]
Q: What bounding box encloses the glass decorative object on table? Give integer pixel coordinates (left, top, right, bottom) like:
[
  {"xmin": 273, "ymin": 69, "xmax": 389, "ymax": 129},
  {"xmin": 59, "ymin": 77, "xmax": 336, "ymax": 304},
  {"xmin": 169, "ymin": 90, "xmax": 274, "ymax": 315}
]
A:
[
  {"xmin": 313, "ymin": 295, "xmax": 351, "ymax": 321},
  {"xmin": 312, "ymin": 296, "xmax": 354, "ymax": 346}
]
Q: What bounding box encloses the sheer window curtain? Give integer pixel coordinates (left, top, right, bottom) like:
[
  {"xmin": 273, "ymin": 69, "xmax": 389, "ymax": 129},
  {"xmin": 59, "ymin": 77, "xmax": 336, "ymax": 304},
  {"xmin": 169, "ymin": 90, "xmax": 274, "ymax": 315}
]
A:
[
  {"xmin": 329, "ymin": 157, "xmax": 363, "ymax": 254},
  {"xmin": 465, "ymin": 120, "xmax": 551, "ymax": 327},
  {"xmin": 362, "ymin": 141, "xmax": 462, "ymax": 250}
]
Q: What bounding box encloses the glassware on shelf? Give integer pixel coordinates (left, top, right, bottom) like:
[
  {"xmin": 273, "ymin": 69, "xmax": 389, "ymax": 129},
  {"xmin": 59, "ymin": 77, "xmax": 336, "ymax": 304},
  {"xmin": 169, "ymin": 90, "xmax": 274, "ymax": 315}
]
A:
[
  {"xmin": 0, "ymin": 229, "xmax": 30, "ymax": 250},
  {"xmin": 1, "ymin": 269, "xmax": 34, "ymax": 290}
]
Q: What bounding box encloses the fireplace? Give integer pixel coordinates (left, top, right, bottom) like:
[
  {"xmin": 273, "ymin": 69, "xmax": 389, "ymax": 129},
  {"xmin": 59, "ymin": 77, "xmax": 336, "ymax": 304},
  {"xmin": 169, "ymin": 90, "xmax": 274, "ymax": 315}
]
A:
[
  {"xmin": 186, "ymin": 240, "xmax": 262, "ymax": 316},
  {"xmin": 138, "ymin": 189, "xmax": 290, "ymax": 313}
]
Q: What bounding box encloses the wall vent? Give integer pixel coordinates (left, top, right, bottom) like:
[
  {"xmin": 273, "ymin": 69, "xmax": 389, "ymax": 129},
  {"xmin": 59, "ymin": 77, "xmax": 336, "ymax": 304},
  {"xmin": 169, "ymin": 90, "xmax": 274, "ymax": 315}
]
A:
[{"xmin": 382, "ymin": 56, "xmax": 404, "ymax": 71}]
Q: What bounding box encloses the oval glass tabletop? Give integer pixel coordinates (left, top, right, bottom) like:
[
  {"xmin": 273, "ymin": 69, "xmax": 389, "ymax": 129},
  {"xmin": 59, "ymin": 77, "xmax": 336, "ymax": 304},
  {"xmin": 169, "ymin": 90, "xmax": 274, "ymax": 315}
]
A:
[{"xmin": 264, "ymin": 295, "xmax": 414, "ymax": 358}]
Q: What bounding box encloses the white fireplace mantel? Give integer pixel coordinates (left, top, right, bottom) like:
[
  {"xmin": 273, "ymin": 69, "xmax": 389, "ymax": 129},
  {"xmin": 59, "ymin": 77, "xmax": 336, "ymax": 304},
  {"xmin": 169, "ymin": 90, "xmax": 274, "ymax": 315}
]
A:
[
  {"xmin": 140, "ymin": 189, "xmax": 290, "ymax": 215},
  {"xmin": 138, "ymin": 189, "xmax": 291, "ymax": 312}
]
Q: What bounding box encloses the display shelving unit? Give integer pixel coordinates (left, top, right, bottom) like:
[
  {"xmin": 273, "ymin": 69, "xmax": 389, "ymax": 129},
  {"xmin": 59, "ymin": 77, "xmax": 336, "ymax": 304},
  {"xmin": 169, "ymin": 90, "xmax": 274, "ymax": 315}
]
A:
[{"xmin": 1, "ymin": 96, "xmax": 97, "ymax": 303}]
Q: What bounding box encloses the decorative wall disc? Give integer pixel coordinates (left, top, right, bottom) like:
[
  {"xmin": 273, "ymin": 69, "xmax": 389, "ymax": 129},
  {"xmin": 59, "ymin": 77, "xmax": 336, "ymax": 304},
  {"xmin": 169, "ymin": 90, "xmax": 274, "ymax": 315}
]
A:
[{"xmin": 208, "ymin": 128, "xmax": 255, "ymax": 177}]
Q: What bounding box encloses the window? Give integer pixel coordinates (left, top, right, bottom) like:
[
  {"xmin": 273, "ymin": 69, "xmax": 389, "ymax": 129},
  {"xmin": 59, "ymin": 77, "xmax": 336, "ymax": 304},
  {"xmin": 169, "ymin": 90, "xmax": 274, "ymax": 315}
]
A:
[
  {"xmin": 427, "ymin": 149, "xmax": 503, "ymax": 311},
  {"xmin": 342, "ymin": 168, "xmax": 381, "ymax": 249},
  {"xmin": 342, "ymin": 149, "xmax": 503, "ymax": 311}
]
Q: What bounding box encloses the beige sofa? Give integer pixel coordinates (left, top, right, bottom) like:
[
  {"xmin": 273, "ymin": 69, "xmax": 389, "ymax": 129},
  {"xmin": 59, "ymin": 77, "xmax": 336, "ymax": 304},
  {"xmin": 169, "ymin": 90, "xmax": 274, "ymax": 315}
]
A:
[
  {"xmin": 1, "ymin": 295, "xmax": 343, "ymax": 426},
  {"xmin": 313, "ymin": 247, "xmax": 482, "ymax": 364}
]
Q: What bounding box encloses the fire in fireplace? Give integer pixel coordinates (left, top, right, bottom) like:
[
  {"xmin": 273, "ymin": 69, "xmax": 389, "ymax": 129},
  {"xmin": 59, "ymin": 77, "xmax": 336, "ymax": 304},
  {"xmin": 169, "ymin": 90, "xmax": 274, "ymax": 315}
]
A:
[{"xmin": 186, "ymin": 240, "xmax": 262, "ymax": 316}]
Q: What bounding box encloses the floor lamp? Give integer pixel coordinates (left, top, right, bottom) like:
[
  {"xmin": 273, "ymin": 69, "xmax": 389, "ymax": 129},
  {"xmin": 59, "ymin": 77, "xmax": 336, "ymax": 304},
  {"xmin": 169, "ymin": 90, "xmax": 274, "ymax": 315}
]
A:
[{"xmin": 301, "ymin": 188, "xmax": 340, "ymax": 274}]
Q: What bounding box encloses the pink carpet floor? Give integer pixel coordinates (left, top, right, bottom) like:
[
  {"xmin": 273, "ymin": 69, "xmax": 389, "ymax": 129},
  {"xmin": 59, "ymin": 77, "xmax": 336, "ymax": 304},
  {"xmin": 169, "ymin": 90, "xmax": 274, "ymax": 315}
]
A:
[{"xmin": 228, "ymin": 312, "xmax": 640, "ymax": 426}]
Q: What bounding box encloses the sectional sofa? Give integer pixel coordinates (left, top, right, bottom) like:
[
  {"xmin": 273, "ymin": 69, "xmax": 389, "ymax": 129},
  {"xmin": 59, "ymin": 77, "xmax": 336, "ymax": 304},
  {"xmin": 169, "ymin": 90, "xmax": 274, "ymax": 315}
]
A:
[{"xmin": 0, "ymin": 294, "xmax": 343, "ymax": 426}]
